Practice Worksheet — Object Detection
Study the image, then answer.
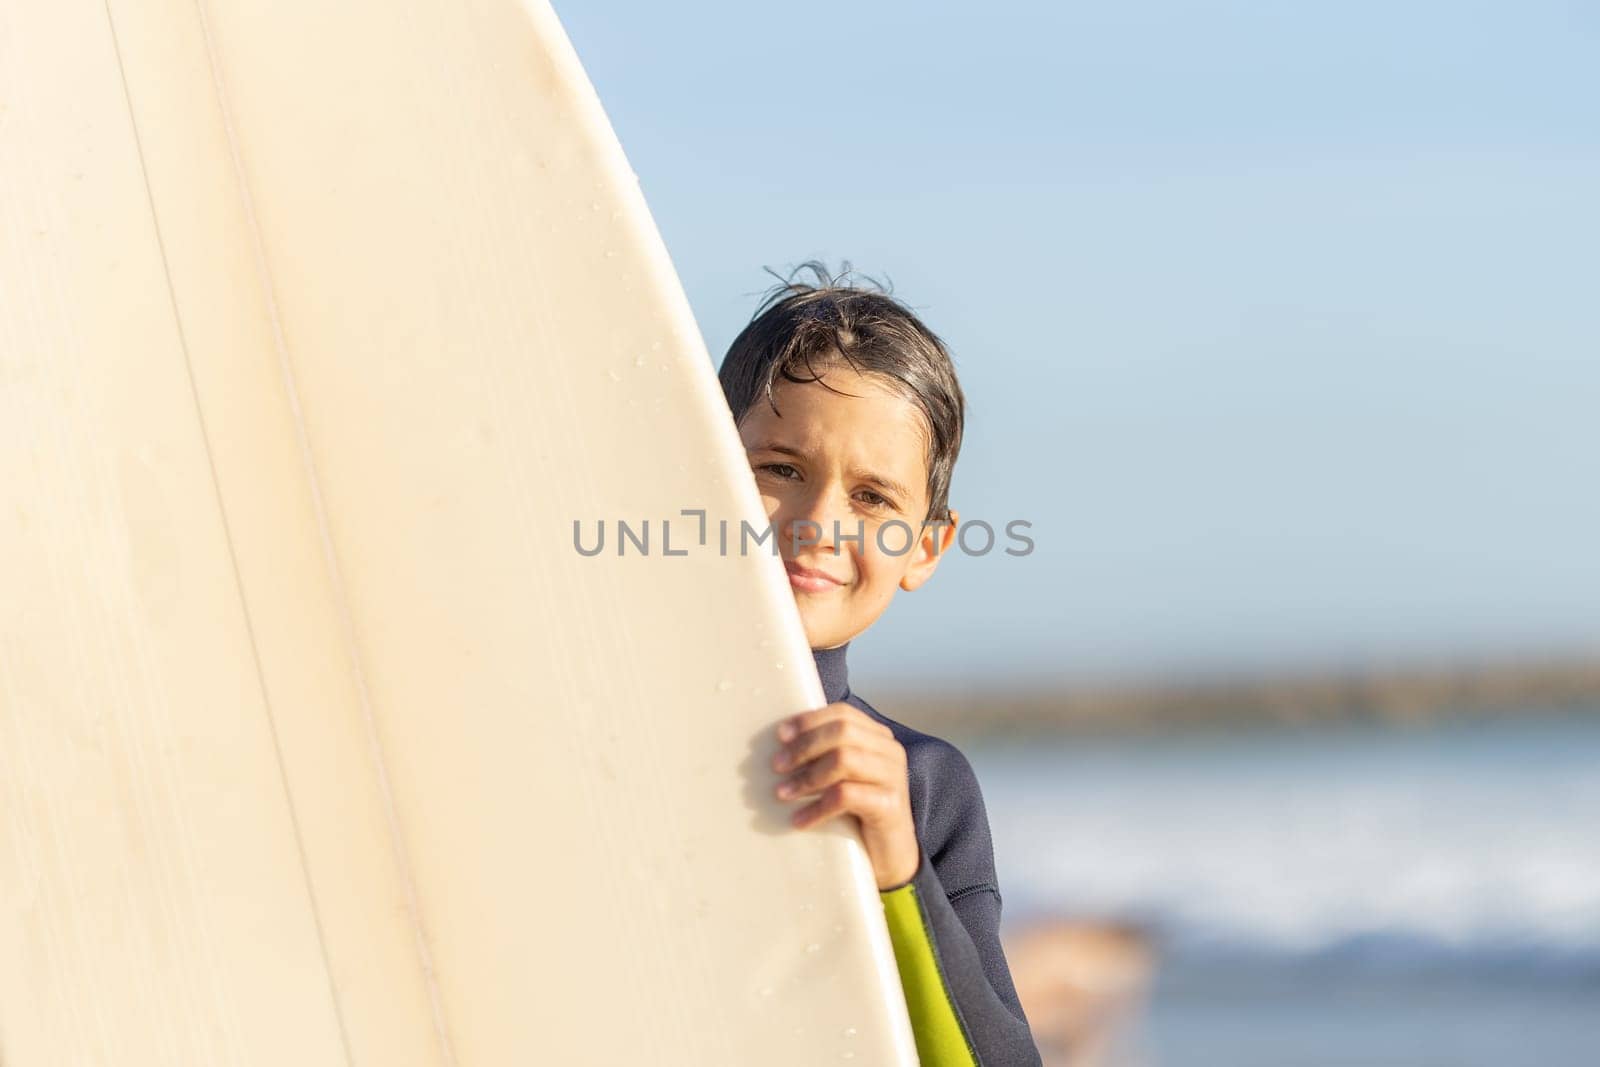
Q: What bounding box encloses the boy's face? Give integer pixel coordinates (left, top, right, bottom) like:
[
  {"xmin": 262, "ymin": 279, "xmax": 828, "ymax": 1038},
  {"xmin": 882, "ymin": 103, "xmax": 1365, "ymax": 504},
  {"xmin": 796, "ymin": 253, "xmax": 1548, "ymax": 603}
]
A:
[{"xmin": 737, "ymin": 363, "xmax": 958, "ymax": 650}]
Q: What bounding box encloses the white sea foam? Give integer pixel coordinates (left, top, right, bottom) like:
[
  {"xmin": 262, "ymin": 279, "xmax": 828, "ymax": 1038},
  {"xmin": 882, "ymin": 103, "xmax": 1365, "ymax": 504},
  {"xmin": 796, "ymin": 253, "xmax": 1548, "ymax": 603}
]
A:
[{"xmin": 971, "ymin": 713, "xmax": 1600, "ymax": 967}]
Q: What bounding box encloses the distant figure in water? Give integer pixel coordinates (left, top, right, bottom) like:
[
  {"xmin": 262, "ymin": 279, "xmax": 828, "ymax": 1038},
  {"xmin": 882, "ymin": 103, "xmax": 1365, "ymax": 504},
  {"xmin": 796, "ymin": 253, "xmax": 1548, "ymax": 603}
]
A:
[{"xmin": 1004, "ymin": 920, "xmax": 1156, "ymax": 1067}]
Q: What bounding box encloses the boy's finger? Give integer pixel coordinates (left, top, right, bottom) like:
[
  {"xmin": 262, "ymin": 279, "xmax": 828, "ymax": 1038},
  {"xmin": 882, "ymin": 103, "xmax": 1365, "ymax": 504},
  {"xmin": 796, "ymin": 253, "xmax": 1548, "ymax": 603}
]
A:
[
  {"xmin": 773, "ymin": 717, "xmax": 886, "ymax": 773},
  {"xmin": 775, "ymin": 745, "xmax": 897, "ymax": 799},
  {"xmin": 789, "ymin": 781, "xmax": 878, "ymax": 829},
  {"xmin": 776, "ymin": 704, "xmax": 851, "ymax": 742}
]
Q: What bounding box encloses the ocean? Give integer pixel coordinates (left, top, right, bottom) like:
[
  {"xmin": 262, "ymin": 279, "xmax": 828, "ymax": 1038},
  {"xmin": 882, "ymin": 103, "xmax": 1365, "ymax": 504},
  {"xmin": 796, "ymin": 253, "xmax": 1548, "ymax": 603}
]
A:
[{"xmin": 968, "ymin": 710, "xmax": 1600, "ymax": 1066}]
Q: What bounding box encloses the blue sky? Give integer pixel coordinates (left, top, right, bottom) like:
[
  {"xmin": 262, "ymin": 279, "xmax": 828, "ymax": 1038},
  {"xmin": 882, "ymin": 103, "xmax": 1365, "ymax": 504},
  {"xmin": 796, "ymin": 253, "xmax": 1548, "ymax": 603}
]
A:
[{"xmin": 559, "ymin": 1, "xmax": 1600, "ymax": 686}]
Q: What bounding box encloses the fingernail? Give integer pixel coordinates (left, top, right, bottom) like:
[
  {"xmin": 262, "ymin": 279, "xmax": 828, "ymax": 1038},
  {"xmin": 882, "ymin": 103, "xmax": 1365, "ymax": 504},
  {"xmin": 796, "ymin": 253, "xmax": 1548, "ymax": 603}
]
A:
[
  {"xmin": 776, "ymin": 781, "xmax": 795, "ymax": 799},
  {"xmin": 777, "ymin": 721, "xmax": 797, "ymax": 742},
  {"xmin": 772, "ymin": 751, "xmax": 791, "ymax": 772}
]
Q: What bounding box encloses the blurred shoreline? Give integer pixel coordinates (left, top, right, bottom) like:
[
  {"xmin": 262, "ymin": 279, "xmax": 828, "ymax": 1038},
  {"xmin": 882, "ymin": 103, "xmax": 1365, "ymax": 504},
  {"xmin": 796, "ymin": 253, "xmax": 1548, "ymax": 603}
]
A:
[
  {"xmin": 883, "ymin": 652, "xmax": 1600, "ymax": 739},
  {"xmin": 973, "ymin": 710, "xmax": 1600, "ymax": 1066}
]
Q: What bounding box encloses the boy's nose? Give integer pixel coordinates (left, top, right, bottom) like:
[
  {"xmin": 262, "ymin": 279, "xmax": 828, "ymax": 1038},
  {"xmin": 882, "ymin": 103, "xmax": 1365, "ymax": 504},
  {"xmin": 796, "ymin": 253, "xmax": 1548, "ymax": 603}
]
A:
[{"xmin": 781, "ymin": 485, "xmax": 851, "ymax": 554}]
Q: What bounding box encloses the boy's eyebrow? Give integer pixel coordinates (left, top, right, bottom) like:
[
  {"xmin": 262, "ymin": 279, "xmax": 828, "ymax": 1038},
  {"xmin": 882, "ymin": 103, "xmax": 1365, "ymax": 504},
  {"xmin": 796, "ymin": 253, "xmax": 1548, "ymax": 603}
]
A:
[
  {"xmin": 748, "ymin": 443, "xmax": 916, "ymax": 503},
  {"xmin": 852, "ymin": 469, "xmax": 914, "ymax": 503},
  {"xmin": 748, "ymin": 442, "xmax": 809, "ymax": 460}
]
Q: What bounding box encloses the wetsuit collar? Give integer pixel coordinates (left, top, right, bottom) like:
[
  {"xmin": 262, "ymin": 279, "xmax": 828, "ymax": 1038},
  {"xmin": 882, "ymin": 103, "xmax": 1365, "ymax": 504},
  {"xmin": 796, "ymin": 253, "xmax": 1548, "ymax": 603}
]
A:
[{"xmin": 812, "ymin": 643, "xmax": 851, "ymax": 705}]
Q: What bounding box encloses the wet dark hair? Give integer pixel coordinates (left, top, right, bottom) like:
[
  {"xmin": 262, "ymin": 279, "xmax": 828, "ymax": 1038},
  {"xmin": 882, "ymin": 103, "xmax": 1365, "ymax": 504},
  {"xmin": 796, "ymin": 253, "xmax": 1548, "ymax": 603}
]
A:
[{"xmin": 717, "ymin": 262, "xmax": 965, "ymax": 523}]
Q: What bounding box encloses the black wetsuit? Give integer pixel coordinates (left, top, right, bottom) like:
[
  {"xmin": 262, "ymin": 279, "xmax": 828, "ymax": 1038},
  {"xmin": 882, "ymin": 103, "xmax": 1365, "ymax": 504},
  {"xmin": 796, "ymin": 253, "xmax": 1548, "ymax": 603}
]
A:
[{"xmin": 813, "ymin": 643, "xmax": 1042, "ymax": 1067}]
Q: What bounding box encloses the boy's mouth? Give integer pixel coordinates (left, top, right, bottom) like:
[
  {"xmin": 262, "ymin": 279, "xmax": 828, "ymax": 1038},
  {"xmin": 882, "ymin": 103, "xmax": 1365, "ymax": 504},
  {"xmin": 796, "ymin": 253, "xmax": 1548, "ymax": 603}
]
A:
[{"xmin": 784, "ymin": 560, "xmax": 846, "ymax": 593}]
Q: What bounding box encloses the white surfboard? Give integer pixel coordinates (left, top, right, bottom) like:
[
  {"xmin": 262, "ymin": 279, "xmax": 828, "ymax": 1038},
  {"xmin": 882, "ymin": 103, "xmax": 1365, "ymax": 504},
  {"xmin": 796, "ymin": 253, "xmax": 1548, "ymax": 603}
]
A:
[{"xmin": 0, "ymin": 1, "xmax": 916, "ymax": 1063}]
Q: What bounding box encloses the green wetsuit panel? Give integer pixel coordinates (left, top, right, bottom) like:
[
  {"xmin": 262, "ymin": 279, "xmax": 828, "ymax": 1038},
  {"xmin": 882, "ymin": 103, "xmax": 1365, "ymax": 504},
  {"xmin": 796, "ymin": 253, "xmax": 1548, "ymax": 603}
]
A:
[{"xmin": 881, "ymin": 881, "xmax": 980, "ymax": 1067}]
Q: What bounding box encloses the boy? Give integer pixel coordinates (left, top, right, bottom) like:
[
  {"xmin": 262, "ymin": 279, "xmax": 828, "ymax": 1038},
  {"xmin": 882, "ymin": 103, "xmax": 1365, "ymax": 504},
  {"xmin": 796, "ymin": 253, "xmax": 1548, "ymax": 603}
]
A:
[{"xmin": 718, "ymin": 264, "xmax": 1042, "ymax": 1067}]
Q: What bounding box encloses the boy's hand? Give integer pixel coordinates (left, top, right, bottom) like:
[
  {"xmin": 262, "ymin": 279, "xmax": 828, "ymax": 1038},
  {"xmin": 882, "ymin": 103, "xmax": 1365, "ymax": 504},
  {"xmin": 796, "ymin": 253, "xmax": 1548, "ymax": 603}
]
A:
[{"xmin": 772, "ymin": 703, "xmax": 920, "ymax": 891}]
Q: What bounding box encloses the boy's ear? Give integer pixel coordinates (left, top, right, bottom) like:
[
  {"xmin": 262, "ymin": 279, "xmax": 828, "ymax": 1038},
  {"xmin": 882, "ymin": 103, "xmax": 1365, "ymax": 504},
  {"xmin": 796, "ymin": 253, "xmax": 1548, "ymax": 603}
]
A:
[{"xmin": 900, "ymin": 507, "xmax": 959, "ymax": 592}]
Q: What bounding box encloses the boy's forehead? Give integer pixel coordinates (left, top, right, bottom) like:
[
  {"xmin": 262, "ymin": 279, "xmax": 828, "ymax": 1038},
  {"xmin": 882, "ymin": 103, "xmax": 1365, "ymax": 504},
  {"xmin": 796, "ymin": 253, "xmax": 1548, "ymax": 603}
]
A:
[
  {"xmin": 739, "ymin": 373, "xmax": 932, "ymax": 497},
  {"xmin": 743, "ymin": 374, "xmax": 926, "ymax": 445}
]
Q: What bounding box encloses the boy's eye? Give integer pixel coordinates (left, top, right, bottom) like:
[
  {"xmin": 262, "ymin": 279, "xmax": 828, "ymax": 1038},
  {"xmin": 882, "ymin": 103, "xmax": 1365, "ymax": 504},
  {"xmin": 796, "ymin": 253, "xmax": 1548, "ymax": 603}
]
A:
[
  {"xmin": 856, "ymin": 490, "xmax": 893, "ymax": 510},
  {"xmin": 758, "ymin": 462, "xmax": 800, "ymax": 479}
]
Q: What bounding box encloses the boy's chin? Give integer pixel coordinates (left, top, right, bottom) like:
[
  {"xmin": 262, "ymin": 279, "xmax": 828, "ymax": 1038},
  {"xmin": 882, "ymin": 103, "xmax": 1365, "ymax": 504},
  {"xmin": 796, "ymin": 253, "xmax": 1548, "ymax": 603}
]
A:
[{"xmin": 795, "ymin": 603, "xmax": 865, "ymax": 652}]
